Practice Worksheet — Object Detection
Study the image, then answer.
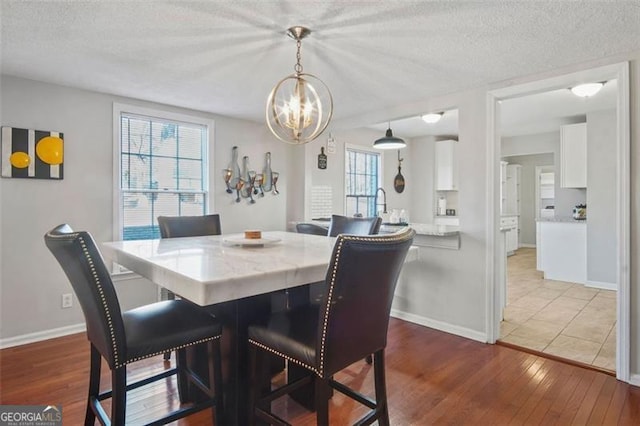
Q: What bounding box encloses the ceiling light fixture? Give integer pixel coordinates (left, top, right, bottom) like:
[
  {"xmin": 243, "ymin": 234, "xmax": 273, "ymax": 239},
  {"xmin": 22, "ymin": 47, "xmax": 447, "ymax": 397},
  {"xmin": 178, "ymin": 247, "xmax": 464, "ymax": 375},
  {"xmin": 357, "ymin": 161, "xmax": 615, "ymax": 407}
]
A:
[
  {"xmin": 421, "ymin": 112, "xmax": 443, "ymax": 123},
  {"xmin": 266, "ymin": 26, "xmax": 333, "ymax": 145},
  {"xmin": 373, "ymin": 123, "xmax": 406, "ymax": 150},
  {"xmin": 570, "ymin": 82, "xmax": 604, "ymax": 98}
]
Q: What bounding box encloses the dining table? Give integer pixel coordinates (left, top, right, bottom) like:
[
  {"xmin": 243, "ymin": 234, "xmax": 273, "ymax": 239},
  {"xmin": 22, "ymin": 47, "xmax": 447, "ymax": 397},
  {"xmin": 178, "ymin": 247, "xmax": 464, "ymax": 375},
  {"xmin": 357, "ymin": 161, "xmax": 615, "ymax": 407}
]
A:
[
  {"xmin": 102, "ymin": 231, "xmax": 340, "ymax": 424},
  {"xmin": 102, "ymin": 229, "xmax": 417, "ymax": 424}
]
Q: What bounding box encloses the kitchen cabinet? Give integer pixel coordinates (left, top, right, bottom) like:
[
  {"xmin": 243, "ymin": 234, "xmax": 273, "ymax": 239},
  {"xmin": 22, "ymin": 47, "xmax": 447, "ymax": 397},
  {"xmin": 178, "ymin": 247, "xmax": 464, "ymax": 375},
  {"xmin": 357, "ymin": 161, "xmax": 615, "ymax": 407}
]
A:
[
  {"xmin": 500, "ymin": 161, "xmax": 508, "ymax": 215},
  {"xmin": 435, "ymin": 139, "xmax": 458, "ymax": 191},
  {"xmin": 560, "ymin": 123, "xmax": 587, "ymax": 188},
  {"xmin": 505, "ymin": 165, "xmax": 521, "ymax": 216},
  {"xmin": 536, "ymin": 219, "xmax": 586, "ymax": 283},
  {"xmin": 501, "ymin": 215, "xmax": 518, "ymax": 255},
  {"xmin": 538, "ymin": 170, "xmax": 555, "ymax": 218},
  {"xmin": 434, "ymin": 216, "xmax": 459, "ymax": 226}
]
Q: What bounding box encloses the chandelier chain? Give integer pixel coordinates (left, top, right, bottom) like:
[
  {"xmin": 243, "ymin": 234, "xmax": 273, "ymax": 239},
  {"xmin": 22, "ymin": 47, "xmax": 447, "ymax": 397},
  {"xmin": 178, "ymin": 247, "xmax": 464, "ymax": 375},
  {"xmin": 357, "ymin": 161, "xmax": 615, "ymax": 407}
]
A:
[{"xmin": 294, "ymin": 39, "xmax": 303, "ymax": 74}]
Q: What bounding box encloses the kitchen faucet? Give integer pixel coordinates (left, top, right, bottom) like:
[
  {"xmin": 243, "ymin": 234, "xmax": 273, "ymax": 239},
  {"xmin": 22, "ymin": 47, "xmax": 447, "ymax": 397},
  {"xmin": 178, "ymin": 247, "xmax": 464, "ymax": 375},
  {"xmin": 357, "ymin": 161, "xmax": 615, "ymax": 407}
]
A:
[{"xmin": 375, "ymin": 187, "xmax": 387, "ymax": 215}]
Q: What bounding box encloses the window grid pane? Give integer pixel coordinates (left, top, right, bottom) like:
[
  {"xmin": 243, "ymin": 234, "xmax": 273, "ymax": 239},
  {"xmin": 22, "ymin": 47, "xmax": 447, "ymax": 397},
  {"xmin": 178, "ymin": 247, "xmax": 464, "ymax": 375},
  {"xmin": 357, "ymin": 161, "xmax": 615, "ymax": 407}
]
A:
[
  {"xmin": 345, "ymin": 149, "xmax": 380, "ymax": 217},
  {"xmin": 120, "ymin": 112, "xmax": 208, "ymax": 240}
]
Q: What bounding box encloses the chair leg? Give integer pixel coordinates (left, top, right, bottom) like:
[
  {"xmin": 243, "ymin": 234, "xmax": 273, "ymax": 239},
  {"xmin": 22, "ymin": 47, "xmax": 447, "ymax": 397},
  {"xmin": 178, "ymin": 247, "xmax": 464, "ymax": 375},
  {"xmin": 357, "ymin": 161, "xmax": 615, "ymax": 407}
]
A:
[
  {"xmin": 373, "ymin": 350, "xmax": 390, "ymax": 426},
  {"xmin": 315, "ymin": 376, "xmax": 331, "ymax": 426},
  {"xmin": 163, "ymin": 291, "xmax": 177, "ymax": 361},
  {"xmin": 111, "ymin": 366, "xmax": 127, "ymax": 425},
  {"xmin": 208, "ymin": 339, "xmax": 224, "ymax": 424},
  {"xmin": 85, "ymin": 344, "xmax": 101, "ymax": 426},
  {"xmin": 176, "ymin": 348, "xmax": 189, "ymax": 404},
  {"xmin": 247, "ymin": 344, "xmax": 259, "ymax": 426}
]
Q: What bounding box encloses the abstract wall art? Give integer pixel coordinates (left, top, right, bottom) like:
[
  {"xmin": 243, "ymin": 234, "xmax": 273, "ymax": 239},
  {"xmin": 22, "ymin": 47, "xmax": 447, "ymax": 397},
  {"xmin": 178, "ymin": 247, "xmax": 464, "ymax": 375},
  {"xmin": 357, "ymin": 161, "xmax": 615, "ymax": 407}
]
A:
[{"xmin": 1, "ymin": 126, "xmax": 64, "ymax": 179}]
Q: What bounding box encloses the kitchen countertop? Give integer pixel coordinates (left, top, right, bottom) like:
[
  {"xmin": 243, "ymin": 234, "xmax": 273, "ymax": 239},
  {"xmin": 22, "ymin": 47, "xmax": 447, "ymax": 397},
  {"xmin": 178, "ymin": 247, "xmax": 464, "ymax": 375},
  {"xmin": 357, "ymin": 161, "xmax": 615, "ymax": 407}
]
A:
[
  {"xmin": 537, "ymin": 216, "xmax": 587, "ymax": 223},
  {"xmin": 297, "ymin": 220, "xmax": 460, "ymax": 237},
  {"xmin": 290, "ymin": 220, "xmax": 461, "ymax": 250},
  {"xmin": 381, "ymin": 223, "xmax": 459, "ymax": 236}
]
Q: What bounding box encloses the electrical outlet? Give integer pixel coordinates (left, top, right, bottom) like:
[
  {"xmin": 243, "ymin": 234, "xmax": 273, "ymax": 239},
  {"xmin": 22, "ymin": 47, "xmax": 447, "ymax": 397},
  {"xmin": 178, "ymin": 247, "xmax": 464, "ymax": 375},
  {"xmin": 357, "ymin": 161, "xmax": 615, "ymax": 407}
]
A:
[{"xmin": 62, "ymin": 293, "xmax": 73, "ymax": 309}]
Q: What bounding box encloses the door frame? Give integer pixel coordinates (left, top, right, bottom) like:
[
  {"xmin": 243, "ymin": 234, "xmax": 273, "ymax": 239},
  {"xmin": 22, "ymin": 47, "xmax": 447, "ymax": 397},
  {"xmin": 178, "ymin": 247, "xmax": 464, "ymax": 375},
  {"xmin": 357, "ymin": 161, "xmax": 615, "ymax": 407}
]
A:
[{"xmin": 485, "ymin": 62, "xmax": 631, "ymax": 382}]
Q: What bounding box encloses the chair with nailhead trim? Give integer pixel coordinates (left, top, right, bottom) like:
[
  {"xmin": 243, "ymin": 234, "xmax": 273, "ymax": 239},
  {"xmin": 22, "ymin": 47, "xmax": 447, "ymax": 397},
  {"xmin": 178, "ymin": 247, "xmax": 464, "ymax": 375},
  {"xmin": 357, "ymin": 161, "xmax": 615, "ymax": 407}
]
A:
[
  {"xmin": 327, "ymin": 214, "xmax": 383, "ymax": 365},
  {"xmin": 44, "ymin": 224, "xmax": 223, "ymax": 425},
  {"xmin": 247, "ymin": 228, "xmax": 414, "ymax": 426},
  {"xmin": 157, "ymin": 214, "xmax": 222, "ymax": 360}
]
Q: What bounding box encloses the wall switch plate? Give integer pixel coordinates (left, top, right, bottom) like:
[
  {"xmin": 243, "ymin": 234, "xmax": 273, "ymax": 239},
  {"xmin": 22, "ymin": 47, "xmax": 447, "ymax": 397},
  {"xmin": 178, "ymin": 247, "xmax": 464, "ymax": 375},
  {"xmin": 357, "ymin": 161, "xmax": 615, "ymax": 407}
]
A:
[{"xmin": 62, "ymin": 293, "xmax": 73, "ymax": 309}]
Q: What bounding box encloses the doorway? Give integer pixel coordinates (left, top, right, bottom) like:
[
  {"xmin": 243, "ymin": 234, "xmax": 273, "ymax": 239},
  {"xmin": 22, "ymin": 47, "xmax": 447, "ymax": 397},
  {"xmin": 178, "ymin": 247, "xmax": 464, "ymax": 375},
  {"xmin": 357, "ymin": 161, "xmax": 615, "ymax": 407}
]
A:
[{"xmin": 487, "ymin": 62, "xmax": 630, "ymax": 382}]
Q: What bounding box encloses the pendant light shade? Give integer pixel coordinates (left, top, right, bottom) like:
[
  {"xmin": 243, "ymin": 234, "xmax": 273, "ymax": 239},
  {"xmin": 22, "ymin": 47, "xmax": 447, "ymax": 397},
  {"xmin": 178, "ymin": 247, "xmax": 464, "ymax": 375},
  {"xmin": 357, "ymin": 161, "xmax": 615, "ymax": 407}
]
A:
[
  {"xmin": 373, "ymin": 125, "xmax": 406, "ymax": 150},
  {"xmin": 266, "ymin": 26, "xmax": 333, "ymax": 145}
]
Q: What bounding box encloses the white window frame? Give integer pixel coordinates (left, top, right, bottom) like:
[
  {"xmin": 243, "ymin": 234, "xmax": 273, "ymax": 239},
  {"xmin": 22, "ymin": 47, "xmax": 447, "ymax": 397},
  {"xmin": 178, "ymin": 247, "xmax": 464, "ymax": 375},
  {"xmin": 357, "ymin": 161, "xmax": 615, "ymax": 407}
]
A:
[
  {"xmin": 112, "ymin": 103, "xmax": 214, "ymax": 242},
  {"xmin": 344, "ymin": 143, "xmax": 383, "ymax": 217}
]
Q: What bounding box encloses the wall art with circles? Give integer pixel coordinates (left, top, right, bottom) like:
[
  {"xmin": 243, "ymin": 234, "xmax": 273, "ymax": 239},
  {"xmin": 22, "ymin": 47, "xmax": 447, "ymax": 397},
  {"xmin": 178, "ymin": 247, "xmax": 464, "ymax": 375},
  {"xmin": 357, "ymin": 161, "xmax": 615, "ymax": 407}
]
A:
[{"xmin": 1, "ymin": 126, "xmax": 64, "ymax": 180}]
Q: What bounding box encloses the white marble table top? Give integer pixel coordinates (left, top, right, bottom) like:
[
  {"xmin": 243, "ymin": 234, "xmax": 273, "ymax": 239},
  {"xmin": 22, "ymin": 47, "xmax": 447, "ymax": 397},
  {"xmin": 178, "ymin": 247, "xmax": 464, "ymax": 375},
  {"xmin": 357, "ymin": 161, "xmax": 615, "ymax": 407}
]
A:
[{"xmin": 102, "ymin": 231, "xmax": 337, "ymax": 306}]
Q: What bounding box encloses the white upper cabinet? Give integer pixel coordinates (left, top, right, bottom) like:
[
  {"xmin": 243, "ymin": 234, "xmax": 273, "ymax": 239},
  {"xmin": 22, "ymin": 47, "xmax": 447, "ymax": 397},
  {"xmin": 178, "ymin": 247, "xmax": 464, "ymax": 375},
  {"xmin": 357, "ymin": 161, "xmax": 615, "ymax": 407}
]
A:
[
  {"xmin": 560, "ymin": 123, "xmax": 587, "ymax": 188},
  {"xmin": 435, "ymin": 139, "xmax": 458, "ymax": 191},
  {"xmin": 505, "ymin": 164, "xmax": 521, "ymax": 216}
]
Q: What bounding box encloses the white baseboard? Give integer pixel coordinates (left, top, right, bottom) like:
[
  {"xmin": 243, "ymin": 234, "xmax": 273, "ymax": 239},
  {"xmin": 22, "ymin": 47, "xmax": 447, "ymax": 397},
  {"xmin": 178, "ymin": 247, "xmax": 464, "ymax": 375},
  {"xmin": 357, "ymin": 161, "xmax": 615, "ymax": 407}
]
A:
[
  {"xmin": 390, "ymin": 309, "xmax": 487, "ymax": 343},
  {"xmin": 519, "ymin": 243, "xmax": 536, "ymax": 248},
  {"xmin": 629, "ymin": 374, "xmax": 640, "ymax": 387},
  {"xmin": 0, "ymin": 323, "xmax": 85, "ymax": 349},
  {"xmin": 585, "ymin": 280, "xmax": 617, "ymax": 291}
]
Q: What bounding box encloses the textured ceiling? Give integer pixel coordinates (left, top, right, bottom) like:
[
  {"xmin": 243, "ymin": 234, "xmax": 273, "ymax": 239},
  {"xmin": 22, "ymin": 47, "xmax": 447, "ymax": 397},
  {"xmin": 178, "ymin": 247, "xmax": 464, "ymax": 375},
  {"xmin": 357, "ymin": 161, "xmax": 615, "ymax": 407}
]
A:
[{"xmin": 2, "ymin": 1, "xmax": 639, "ymax": 130}]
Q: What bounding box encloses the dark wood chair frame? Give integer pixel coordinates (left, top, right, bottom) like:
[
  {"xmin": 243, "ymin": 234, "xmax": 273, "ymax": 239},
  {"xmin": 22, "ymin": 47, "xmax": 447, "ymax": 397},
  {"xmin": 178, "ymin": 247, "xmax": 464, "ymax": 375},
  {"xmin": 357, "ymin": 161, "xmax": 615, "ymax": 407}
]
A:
[
  {"xmin": 247, "ymin": 230, "xmax": 414, "ymax": 426},
  {"xmin": 45, "ymin": 224, "xmax": 223, "ymax": 425}
]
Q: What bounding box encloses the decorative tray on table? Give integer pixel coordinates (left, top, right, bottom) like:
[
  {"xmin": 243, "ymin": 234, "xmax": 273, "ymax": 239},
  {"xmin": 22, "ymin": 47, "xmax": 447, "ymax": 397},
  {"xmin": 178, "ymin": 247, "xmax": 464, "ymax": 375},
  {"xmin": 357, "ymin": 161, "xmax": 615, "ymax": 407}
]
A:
[{"xmin": 222, "ymin": 236, "xmax": 282, "ymax": 247}]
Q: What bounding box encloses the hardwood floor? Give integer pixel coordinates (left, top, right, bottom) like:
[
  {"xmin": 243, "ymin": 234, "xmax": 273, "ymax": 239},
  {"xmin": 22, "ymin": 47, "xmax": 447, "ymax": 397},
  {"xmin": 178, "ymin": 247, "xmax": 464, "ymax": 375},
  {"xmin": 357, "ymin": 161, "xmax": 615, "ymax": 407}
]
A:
[{"xmin": 1, "ymin": 318, "xmax": 639, "ymax": 425}]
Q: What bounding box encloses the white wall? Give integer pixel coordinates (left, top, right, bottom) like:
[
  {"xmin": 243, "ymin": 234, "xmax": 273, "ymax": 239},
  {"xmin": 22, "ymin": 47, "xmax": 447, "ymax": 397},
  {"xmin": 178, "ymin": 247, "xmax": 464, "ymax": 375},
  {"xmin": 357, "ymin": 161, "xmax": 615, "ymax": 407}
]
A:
[
  {"xmin": 0, "ymin": 75, "xmax": 293, "ymax": 341},
  {"xmin": 301, "ymin": 126, "xmax": 416, "ymax": 220},
  {"xmin": 391, "ymin": 90, "xmax": 489, "ymax": 336},
  {"xmin": 630, "ymin": 56, "xmax": 640, "ymax": 378},
  {"xmin": 301, "ymin": 96, "xmax": 491, "ymax": 337},
  {"xmin": 407, "ymin": 135, "xmax": 437, "ymax": 224},
  {"xmin": 586, "ymin": 109, "xmax": 617, "ymax": 286}
]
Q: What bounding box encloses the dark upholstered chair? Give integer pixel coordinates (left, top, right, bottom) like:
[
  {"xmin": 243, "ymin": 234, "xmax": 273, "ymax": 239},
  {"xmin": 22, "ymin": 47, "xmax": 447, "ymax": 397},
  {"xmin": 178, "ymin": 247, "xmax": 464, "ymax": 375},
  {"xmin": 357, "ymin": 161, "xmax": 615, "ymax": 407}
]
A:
[
  {"xmin": 327, "ymin": 214, "xmax": 383, "ymax": 364},
  {"xmin": 247, "ymin": 228, "xmax": 415, "ymax": 425},
  {"xmin": 295, "ymin": 223, "xmax": 329, "ymax": 236},
  {"xmin": 157, "ymin": 214, "xmax": 222, "ymax": 239},
  {"xmin": 45, "ymin": 224, "xmax": 223, "ymax": 425},
  {"xmin": 328, "ymin": 214, "xmax": 382, "ymax": 237},
  {"xmin": 157, "ymin": 214, "xmax": 222, "ymax": 360}
]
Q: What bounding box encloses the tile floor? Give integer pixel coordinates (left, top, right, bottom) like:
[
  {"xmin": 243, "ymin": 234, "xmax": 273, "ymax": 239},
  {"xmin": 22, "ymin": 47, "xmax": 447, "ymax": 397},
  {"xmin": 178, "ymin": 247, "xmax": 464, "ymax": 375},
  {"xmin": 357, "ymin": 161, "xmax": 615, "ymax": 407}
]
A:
[{"xmin": 499, "ymin": 248, "xmax": 616, "ymax": 371}]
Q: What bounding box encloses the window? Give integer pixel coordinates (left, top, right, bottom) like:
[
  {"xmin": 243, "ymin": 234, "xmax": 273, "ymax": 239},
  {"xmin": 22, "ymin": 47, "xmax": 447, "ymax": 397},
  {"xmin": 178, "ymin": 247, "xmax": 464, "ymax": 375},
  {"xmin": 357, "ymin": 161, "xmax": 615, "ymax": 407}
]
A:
[
  {"xmin": 345, "ymin": 147, "xmax": 381, "ymax": 217},
  {"xmin": 114, "ymin": 104, "xmax": 211, "ymax": 240}
]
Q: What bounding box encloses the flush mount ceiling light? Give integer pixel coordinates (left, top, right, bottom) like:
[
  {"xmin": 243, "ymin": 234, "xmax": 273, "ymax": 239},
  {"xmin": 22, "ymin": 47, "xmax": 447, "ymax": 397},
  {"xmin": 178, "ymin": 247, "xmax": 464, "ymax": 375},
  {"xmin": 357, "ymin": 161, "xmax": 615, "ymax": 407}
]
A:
[
  {"xmin": 570, "ymin": 82, "xmax": 604, "ymax": 98},
  {"xmin": 266, "ymin": 26, "xmax": 333, "ymax": 145},
  {"xmin": 373, "ymin": 123, "xmax": 406, "ymax": 150},
  {"xmin": 421, "ymin": 112, "xmax": 443, "ymax": 123}
]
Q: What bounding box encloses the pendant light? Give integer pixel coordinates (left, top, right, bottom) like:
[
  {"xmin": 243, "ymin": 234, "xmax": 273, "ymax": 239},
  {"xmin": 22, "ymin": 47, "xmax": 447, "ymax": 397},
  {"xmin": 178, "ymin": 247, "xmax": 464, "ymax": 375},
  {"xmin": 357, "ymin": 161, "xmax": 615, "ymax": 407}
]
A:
[
  {"xmin": 266, "ymin": 26, "xmax": 333, "ymax": 145},
  {"xmin": 373, "ymin": 123, "xmax": 406, "ymax": 150}
]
